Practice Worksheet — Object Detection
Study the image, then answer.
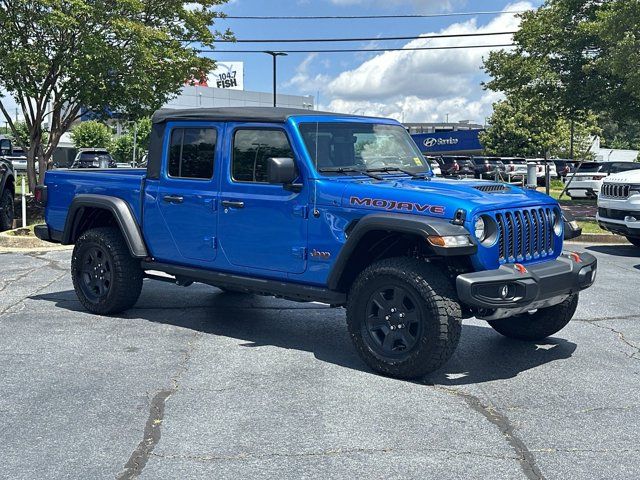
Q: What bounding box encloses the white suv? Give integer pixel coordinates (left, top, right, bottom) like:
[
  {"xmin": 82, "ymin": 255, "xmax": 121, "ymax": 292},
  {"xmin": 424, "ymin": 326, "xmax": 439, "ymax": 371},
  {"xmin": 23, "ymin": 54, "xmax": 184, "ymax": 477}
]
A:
[{"xmin": 597, "ymin": 169, "xmax": 640, "ymax": 247}]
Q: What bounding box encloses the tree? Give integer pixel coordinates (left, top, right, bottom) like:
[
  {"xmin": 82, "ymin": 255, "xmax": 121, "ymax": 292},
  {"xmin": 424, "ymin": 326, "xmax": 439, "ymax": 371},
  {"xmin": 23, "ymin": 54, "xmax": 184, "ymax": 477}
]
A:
[
  {"xmin": 111, "ymin": 117, "xmax": 152, "ymax": 164},
  {"xmin": 70, "ymin": 121, "xmax": 113, "ymax": 149},
  {"xmin": 480, "ymin": 97, "xmax": 599, "ymax": 159},
  {"xmin": 10, "ymin": 121, "xmax": 49, "ymax": 149},
  {"xmin": 483, "ymin": 0, "xmax": 640, "ymax": 124},
  {"xmin": 0, "ymin": 0, "xmax": 231, "ymax": 191}
]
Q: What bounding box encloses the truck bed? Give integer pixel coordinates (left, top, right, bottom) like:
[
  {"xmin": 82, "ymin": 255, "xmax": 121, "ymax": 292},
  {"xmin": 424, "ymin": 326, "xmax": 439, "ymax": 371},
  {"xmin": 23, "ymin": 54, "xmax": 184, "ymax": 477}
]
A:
[{"xmin": 44, "ymin": 169, "xmax": 146, "ymax": 234}]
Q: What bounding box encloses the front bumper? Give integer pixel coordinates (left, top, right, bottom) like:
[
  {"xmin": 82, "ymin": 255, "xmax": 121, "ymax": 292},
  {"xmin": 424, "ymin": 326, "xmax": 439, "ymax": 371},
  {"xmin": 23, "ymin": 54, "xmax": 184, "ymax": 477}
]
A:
[{"xmin": 456, "ymin": 252, "xmax": 597, "ymax": 320}]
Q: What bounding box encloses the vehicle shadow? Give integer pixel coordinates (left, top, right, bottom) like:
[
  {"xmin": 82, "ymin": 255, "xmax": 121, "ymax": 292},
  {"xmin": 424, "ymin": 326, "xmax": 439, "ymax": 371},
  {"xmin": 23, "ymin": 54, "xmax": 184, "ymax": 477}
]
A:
[
  {"xmin": 30, "ymin": 286, "xmax": 577, "ymax": 386},
  {"xmin": 585, "ymin": 244, "xmax": 640, "ymax": 258}
]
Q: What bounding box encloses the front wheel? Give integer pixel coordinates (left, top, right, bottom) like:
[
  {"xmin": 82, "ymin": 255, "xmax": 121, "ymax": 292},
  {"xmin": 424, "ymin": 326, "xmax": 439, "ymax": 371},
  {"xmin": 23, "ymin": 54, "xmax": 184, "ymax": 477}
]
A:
[
  {"xmin": 347, "ymin": 257, "xmax": 462, "ymax": 380},
  {"xmin": 626, "ymin": 237, "xmax": 640, "ymax": 248},
  {"xmin": 71, "ymin": 227, "xmax": 143, "ymax": 315},
  {"xmin": 487, "ymin": 294, "xmax": 578, "ymax": 341}
]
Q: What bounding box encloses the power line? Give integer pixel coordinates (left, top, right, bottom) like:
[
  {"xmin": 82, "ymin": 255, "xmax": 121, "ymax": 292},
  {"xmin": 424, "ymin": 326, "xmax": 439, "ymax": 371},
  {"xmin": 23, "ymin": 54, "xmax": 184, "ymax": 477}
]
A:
[
  {"xmin": 212, "ymin": 31, "xmax": 516, "ymax": 44},
  {"xmin": 198, "ymin": 43, "xmax": 516, "ymax": 54},
  {"xmin": 221, "ymin": 10, "xmax": 529, "ymax": 20}
]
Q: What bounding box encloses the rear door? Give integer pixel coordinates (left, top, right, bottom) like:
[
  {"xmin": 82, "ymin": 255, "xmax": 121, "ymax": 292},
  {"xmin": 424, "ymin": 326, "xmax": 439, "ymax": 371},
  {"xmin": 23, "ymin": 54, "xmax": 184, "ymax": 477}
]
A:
[
  {"xmin": 155, "ymin": 124, "xmax": 220, "ymax": 263},
  {"xmin": 218, "ymin": 125, "xmax": 308, "ymax": 274}
]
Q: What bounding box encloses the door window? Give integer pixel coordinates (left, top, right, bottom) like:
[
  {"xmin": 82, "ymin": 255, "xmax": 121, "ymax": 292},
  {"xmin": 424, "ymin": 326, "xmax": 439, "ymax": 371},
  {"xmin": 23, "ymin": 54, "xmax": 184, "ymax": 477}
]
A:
[
  {"xmin": 232, "ymin": 129, "xmax": 295, "ymax": 183},
  {"xmin": 168, "ymin": 128, "xmax": 217, "ymax": 179}
]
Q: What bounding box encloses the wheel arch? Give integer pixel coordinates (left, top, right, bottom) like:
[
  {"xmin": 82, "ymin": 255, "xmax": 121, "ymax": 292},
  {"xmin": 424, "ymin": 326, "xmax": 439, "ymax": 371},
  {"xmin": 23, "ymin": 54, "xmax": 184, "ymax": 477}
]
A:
[
  {"xmin": 62, "ymin": 194, "xmax": 148, "ymax": 258},
  {"xmin": 327, "ymin": 213, "xmax": 476, "ymax": 292}
]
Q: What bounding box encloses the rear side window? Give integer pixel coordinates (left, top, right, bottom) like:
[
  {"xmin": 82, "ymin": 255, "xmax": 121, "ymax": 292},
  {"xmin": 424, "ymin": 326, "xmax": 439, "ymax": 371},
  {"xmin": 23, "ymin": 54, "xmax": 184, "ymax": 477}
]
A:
[
  {"xmin": 232, "ymin": 129, "xmax": 294, "ymax": 183},
  {"xmin": 168, "ymin": 128, "xmax": 217, "ymax": 179}
]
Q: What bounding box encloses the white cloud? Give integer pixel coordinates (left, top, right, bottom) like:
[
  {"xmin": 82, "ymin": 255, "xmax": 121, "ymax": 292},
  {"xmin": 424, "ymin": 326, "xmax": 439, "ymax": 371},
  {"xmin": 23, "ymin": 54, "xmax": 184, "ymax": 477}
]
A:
[
  {"xmin": 316, "ymin": 2, "xmax": 533, "ymax": 123},
  {"xmin": 284, "ymin": 53, "xmax": 332, "ymax": 91}
]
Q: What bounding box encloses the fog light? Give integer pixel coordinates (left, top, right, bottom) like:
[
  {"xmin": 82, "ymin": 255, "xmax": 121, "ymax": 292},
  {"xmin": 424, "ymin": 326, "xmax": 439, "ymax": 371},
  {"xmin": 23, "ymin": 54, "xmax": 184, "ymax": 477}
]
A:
[
  {"xmin": 500, "ymin": 284, "xmax": 510, "ymax": 299},
  {"xmin": 625, "ymin": 216, "xmax": 637, "ymax": 223}
]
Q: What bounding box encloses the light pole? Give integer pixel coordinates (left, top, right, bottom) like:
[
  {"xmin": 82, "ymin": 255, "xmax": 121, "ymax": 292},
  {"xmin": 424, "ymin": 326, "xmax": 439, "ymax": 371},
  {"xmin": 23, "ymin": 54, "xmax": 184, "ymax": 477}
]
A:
[{"xmin": 264, "ymin": 51, "xmax": 288, "ymax": 107}]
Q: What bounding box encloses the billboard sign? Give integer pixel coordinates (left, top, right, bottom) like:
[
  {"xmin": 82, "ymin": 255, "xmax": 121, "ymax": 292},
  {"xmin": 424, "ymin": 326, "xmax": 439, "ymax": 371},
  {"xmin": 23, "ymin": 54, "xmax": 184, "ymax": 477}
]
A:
[
  {"xmin": 208, "ymin": 62, "xmax": 244, "ymax": 90},
  {"xmin": 411, "ymin": 130, "xmax": 483, "ymax": 154}
]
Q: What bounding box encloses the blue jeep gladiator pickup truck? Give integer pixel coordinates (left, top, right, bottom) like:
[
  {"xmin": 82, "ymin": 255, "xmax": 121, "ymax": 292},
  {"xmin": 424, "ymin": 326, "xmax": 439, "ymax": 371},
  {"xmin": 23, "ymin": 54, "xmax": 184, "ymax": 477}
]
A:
[{"xmin": 35, "ymin": 107, "xmax": 597, "ymax": 379}]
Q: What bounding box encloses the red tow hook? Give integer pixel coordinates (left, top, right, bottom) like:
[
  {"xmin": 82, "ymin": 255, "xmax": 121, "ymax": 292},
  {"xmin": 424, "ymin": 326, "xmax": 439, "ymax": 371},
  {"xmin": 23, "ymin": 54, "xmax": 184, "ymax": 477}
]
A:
[
  {"xmin": 569, "ymin": 252, "xmax": 583, "ymax": 264},
  {"xmin": 514, "ymin": 263, "xmax": 528, "ymax": 275}
]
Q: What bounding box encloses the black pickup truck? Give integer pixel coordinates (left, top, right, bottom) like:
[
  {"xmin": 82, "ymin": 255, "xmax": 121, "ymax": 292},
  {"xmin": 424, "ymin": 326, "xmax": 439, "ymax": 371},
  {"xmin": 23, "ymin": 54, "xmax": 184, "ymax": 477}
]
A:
[{"xmin": 0, "ymin": 137, "xmax": 16, "ymax": 231}]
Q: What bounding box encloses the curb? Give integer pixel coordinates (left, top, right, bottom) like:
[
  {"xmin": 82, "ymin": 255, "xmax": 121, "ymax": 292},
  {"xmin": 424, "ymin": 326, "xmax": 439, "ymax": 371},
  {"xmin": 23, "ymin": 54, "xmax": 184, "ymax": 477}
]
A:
[
  {"xmin": 567, "ymin": 233, "xmax": 629, "ymax": 244},
  {"xmin": 0, "ymin": 245, "xmax": 73, "ymax": 254},
  {"xmin": 0, "ymin": 229, "xmax": 73, "ymax": 253}
]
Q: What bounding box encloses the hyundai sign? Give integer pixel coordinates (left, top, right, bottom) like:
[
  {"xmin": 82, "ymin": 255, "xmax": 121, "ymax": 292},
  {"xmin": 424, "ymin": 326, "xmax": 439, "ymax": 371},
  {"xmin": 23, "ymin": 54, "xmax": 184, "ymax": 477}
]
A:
[{"xmin": 412, "ymin": 130, "xmax": 483, "ymax": 154}]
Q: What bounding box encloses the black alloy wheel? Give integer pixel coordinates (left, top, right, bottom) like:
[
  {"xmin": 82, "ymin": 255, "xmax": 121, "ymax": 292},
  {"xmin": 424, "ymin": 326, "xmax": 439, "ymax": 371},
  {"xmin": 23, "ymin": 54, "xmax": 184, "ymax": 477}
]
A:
[
  {"xmin": 78, "ymin": 245, "xmax": 113, "ymax": 303},
  {"xmin": 364, "ymin": 284, "xmax": 423, "ymax": 358}
]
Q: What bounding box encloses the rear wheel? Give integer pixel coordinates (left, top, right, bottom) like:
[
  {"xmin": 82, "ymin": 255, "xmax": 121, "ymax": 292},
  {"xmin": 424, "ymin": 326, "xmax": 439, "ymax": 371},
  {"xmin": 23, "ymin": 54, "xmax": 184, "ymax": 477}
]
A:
[
  {"xmin": 347, "ymin": 257, "xmax": 462, "ymax": 380},
  {"xmin": 71, "ymin": 227, "xmax": 143, "ymax": 314},
  {"xmin": 487, "ymin": 294, "xmax": 578, "ymax": 341},
  {"xmin": 626, "ymin": 237, "xmax": 640, "ymax": 248},
  {"xmin": 0, "ymin": 188, "xmax": 14, "ymax": 232}
]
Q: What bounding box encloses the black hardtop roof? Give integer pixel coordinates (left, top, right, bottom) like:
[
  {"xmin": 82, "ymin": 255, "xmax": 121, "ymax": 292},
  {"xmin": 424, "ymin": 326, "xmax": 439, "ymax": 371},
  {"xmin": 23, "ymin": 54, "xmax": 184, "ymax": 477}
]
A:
[{"xmin": 151, "ymin": 107, "xmax": 380, "ymax": 124}]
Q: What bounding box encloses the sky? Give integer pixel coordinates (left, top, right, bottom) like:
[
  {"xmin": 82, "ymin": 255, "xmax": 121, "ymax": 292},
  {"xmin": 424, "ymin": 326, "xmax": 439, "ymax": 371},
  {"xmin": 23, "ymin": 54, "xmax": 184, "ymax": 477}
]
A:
[
  {"xmin": 1, "ymin": 0, "xmax": 543, "ymax": 126},
  {"xmin": 212, "ymin": 0, "xmax": 543, "ymax": 124}
]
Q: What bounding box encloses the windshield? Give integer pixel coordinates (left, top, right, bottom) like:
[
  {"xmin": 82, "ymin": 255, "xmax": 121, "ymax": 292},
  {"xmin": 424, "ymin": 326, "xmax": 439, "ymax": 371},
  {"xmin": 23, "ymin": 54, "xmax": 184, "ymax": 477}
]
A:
[{"xmin": 299, "ymin": 123, "xmax": 430, "ymax": 173}]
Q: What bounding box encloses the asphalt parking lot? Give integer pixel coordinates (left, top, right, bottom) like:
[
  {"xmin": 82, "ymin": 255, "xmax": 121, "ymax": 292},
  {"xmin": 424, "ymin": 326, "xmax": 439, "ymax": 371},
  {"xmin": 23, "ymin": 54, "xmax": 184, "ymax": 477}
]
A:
[{"xmin": 1, "ymin": 244, "xmax": 639, "ymax": 480}]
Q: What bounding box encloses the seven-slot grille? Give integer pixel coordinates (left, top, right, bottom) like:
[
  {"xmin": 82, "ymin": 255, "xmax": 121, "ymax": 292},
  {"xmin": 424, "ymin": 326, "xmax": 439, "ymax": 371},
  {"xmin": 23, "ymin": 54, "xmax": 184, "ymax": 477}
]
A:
[
  {"xmin": 601, "ymin": 183, "xmax": 631, "ymax": 199},
  {"xmin": 494, "ymin": 208, "xmax": 556, "ymax": 263}
]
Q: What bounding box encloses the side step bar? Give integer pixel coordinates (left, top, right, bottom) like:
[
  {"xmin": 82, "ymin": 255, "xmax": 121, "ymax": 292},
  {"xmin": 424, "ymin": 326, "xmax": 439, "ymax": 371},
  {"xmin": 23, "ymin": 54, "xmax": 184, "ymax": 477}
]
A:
[{"xmin": 141, "ymin": 261, "xmax": 346, "ymax": 306}]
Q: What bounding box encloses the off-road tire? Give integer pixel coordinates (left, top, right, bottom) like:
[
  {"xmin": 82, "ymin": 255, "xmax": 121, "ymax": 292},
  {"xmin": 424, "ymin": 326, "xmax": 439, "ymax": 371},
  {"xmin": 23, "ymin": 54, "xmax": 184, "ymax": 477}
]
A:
[
  {"xmin": 487, "ymin": 294, "xmax": 578, "ymax": 341},
  {"xmin": 625, "ymin": 237, "xmax": 640, "ymax": 248},
  {"xmin": 71, "ymin": 227, "xmax": 143, "ymax": 315},
  {"xmin": 346, "ymin": 257, "xmax": 462, "ymax": 380},
  {"xmin": 0, "ymin": 188, "xmax": 14, "ymax": 232}
]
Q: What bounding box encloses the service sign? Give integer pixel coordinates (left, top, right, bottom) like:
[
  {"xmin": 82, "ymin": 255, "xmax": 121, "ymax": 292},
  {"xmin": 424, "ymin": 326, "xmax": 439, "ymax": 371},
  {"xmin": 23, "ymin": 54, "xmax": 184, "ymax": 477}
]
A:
[
  {"xmin": 208, "ymin": 62, "xmax": 244, "ymax": 90},
  {"xmin": 411, "ymin": 130, "xmax": 483, "ymax": 154}
]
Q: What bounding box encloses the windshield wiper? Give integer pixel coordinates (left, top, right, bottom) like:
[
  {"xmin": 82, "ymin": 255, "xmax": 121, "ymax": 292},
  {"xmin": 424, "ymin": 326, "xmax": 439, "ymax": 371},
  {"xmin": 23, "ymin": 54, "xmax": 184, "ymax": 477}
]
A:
[
  {"xmin": 366, "ymin": 167, "xmax": 431, "ymax": 179},
  {"xmin": 318, "ymin": 167, "xmax": 384, "ymax": 180}
]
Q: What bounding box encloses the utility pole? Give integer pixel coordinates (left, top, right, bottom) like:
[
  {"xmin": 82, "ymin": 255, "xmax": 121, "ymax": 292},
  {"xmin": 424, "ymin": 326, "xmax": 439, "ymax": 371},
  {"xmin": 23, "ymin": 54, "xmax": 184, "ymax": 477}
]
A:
[
  {"xmin": 264, "ymin": 51, "xmax": 288, "ymax": 107},
  {"xmin": 569, "ymin": 119, "xmax": 575, "ymax": 160}
]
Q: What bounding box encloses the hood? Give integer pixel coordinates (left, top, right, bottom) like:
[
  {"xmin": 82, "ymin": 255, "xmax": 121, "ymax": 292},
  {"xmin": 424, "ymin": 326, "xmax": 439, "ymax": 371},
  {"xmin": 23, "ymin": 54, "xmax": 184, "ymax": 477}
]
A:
[
  {"xmin": 603, "ymin": 170, "xmax": 640, "ymax": 184},
  {"xmin": 340, "ymin": 177, "xmax": 556, "ymax": 219}
]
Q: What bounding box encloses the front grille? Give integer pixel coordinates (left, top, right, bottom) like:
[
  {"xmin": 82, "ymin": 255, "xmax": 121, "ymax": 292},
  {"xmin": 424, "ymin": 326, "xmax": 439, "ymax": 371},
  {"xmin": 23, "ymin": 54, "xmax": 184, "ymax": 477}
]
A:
[
  {"xmin": 601, "ymin": 183, "xmax": 631, "ymax": 199},
  {"xmin": 598, "ymin": 207, "xmax": 637, "ymax": 221},
  {"xmin": 494, "ymin": 207, "xmax": 556, "ymax": 263}
]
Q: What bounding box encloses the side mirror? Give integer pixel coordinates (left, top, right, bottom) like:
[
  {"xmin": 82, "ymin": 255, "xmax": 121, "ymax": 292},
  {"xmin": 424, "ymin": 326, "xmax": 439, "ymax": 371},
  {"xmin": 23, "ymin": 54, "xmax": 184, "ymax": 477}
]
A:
[{"xmin": 267, "ymin": 157, "xmax": 297, "ymax": 185}]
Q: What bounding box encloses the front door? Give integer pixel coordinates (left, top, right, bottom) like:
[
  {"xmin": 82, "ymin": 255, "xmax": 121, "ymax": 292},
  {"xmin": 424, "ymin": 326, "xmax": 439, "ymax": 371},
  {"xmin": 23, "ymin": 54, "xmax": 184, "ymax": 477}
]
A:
[
  {"xmin": 156, "ymin": 125, "xmax": 219, "ymax": 263},
  {"xmin": 218, "ymin": 126, "xmax": 308, "ymax": 274}
]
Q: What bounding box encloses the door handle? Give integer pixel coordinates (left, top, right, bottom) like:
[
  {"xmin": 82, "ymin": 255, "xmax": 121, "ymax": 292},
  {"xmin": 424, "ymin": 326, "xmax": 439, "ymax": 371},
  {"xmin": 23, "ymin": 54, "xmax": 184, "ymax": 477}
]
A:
[
  {"xmin": 163, "ymin": 195, "xmax": 184, "ymax": 204},
  {"xmin": 221, "ymin": 200, "xmax": 245, "ymax": 209}
]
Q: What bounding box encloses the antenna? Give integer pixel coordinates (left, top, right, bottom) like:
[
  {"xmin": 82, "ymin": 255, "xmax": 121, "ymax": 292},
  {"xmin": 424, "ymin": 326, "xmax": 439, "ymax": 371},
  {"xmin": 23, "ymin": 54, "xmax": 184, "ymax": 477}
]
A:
[{"xmin": 312, "ymin": 121, "xmax": 320, "ymax": 218}]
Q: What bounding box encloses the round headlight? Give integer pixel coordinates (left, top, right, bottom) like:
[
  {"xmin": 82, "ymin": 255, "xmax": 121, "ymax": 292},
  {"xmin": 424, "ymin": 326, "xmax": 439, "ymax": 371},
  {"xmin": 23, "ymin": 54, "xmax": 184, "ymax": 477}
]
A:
[
  {"xmin": 553, "ymin": 210, "xmax": 563, "ymax": 236},
  {"xmin": 474, "ymin": 217, "xmax": 486, "ymax": 241}
]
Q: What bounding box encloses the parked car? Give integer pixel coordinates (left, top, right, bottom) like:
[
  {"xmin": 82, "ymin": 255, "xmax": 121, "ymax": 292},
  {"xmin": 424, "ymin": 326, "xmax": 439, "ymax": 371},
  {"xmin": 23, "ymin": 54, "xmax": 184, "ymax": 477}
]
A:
[
  {"xmin": 471, "ymin": 156, "xmax": 506, "ymax": 180},
  {"xmin": 70, "ymin": 149, "xmax": 117, "ymax": 169},
  {"xmin": 553, "ymin": 160, "xmax": 576, "ymax": 179},
  {"xmin": 535, "ymin": 160, "xmax": 558, "ymax": 185},
  {"xmin": 597, "ymin": 169, "xmax": 640, "ymax": 247},
  {"xmin": 501, "ymin": 157, "xmax": 528, "ymax": 181},
  {"xmin": 35, "ymin": 107, "xmax": 597, "ymax": 380},
  {"xmin": 437, "ymin": 156, "xmax": 475, "ymax": 177},
  {"xmin": 565, "ymin": 161, "xmax": 640, "ymax": 199},
  {"xmin": 424, "ymin": 156, "xmax": 441, "ymax": 176},
  {"xmin": 0, "ymin": 156, "xmax": 15, "ymax": 231}
]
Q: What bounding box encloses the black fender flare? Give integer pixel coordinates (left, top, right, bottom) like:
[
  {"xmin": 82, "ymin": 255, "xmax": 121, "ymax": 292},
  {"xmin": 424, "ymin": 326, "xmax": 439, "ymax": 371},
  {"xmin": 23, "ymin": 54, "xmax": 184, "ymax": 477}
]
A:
[
  {"xmin": 327, "ymin": 212, "xmax": 476, "ymax": 290},
  {"xmin": 62, "ymin": 194, "xmax": 148, "ymax": 258}
]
